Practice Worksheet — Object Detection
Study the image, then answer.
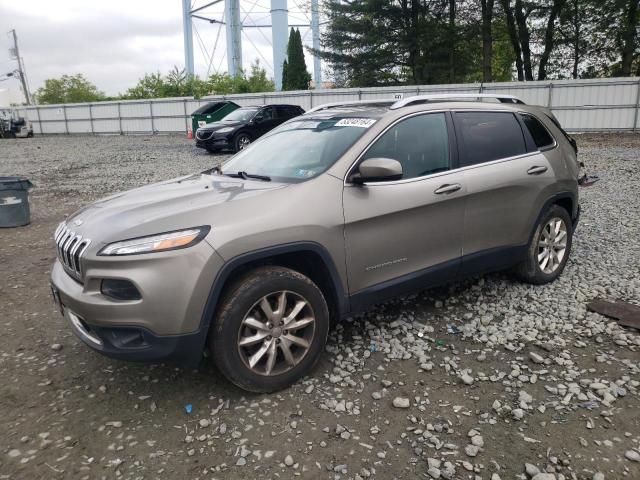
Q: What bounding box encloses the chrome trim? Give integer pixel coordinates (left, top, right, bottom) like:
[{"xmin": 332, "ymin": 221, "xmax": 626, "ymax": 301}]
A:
[
  {"xmin": 67, "ymin": 309, "xmax": 102, "ymax": 346},
  {"xmin": 306, "ymin": 99, "xmax": 396, "ymax": 114},
  {"xmin": 390, "ymin": 93, "xmax": 525, "ymax": 109},
  {"xmin": 196, "ymin": 129, "xmax": 214, "ymax": 140},
  {"xmin": 344, "ymin": 108, "xmax": 551, "ymax": 186},
  {"xmin": 54, "ymin": 222, "xmax": 91, "ymax": 281}
]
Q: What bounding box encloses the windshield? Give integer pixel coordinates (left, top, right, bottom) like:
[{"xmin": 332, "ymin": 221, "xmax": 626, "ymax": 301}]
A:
[
  {"xmin": 221, "ymin": 117, "xmax": 375, "ymax": 182},
  {"xmin": 222, "ymin": 108, "xmax": 258, "ymax": 122}
]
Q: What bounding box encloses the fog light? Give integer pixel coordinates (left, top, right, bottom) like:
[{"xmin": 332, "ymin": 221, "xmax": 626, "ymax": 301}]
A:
[{"xmin": 101, "ymin": 279, "xmax": 141, "ymax": 300}]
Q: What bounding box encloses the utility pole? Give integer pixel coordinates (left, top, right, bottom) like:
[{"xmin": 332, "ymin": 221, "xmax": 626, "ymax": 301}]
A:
[
  {"xmin": 182, "ymin": 0, "xmax": 195, "ymax": 77},
  {"xmin": 311, "ymin": 0, "xmax": 321, "ymax": 89},
  {"xmin": 270, "ymin": 0, "xmax": 288, "ymax": 91},
  {"xmin": 9, "ymin": 29, "xmax": 31, "ymax": 105}
]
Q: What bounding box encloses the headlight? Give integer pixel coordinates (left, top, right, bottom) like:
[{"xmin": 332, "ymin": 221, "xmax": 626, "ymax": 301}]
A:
[
  {"xmin": 215, "ymin": 127, "xmax": 235, "ymax": 134},
  {"xmin": 98, "ymin": 226, "xmax": 210, "ymax": 256}
]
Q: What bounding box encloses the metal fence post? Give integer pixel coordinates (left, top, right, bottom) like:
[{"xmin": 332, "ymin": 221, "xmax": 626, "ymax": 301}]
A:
[
  {"xmin": 358, "ymin": 89, "xmax": 362, "ymax": 100},
  {"xmin": 309, "ymin": 90, "xmax": 313, "ymax": 108},
  {"xmin": 62, "ymin": 105, "xmax": 69, "ymax": 135},
  {"xmin": 633, "ymin": 79, "xmax": 640, "ymax": 133},
  {"xmin": 35, "ymin": 105, "xmax": 42, "ymax": 135},
  {"xmin": 89, "ymin": 103, "xmax": 94, "ymax": 135},
  {"xmin": 183, "ymin": 99, "xmax": 188, "ymax": 133},
  {"xmin": 117, "ymin": 102, "xmax": 123, "ymax": 135},
  {"xmin": 149, "ymin": 101, "xmax": 155, "ymax": 134},
  {"xmin": 547, "ymin": 81, "xmax": 553, "ymax": 107}
]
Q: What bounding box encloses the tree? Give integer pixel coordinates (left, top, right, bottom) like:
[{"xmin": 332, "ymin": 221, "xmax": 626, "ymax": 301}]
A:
[
  {"xmin": 480, "ymin": 0, "xmax": 496, "ymax": 82},
  {"xmin": 35, "ymin": 74, "xmax": 105, "ymax": 104},
  {"xmin": 619, "ymin": 0, "xmax": 639, "ymax": 75},
  {"xmin": 284, "ymin": 28, "xmax": 311, "ymax": 90}
]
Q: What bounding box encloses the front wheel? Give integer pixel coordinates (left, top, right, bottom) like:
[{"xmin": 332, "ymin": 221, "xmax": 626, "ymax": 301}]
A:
[
  {"xmin": 234, "ymin": 132, "xmax": 251, "ymax": 152},
  {"xmin": 515, "ymin": 204, "xmax": 573, "ymax": 285},
  {"xmin": 210, "ymin": 266, "xmax": 329, "ymax": 392}
]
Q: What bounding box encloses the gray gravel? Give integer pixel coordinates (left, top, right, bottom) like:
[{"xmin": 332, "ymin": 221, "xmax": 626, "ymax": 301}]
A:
[{"xmin": 1, "ymin": 133, "xmax": 639, "ymax": 479}]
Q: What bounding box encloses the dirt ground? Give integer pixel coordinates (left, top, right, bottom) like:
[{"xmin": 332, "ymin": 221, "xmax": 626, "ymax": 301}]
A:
[{"xmin": 1, "ymin": 133, "xmax": 639, "ymax": 480}]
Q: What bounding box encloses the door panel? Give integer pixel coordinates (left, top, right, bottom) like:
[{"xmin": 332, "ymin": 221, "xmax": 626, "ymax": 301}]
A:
[
  {"xmin": 343, "ymin": 173, "xmax": 466, "ymax": 293},
  {"xmin": 462, "ymin": 152, "xmax": 554, "ymax": 255}
]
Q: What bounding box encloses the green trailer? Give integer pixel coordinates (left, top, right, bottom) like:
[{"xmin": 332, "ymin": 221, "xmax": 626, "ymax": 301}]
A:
[{"xmin": 190, "ymin": 101, "xmax": 240, "ymax": 134}]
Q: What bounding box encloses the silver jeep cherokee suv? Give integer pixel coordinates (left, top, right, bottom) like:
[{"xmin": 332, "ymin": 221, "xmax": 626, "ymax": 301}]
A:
[{"xmin": 51, "ymin": 94, "xmax": 580, "ymax": 392}]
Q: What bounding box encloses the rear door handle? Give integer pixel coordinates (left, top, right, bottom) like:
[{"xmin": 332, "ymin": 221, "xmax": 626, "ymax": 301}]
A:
[
  {"xmin": 434, "ymin": 183, "xmax": 462, "ymax": 194},
  {"xmin": 527, "ymin": 166, "xmax": 548, "ymax": 175}
]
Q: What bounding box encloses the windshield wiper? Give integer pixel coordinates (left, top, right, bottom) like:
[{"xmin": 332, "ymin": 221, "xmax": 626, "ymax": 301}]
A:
[
  {"xmin": 202, "ymin": 165, "xmax": 222, "ymax": 175},
  {"xmin": 224, "ymin": 171, "xmax": 271, "ymax": 182}
]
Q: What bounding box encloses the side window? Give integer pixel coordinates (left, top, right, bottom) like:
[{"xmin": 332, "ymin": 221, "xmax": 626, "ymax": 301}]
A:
[
  {"xmin": 275, "ymin": 106, "xmax": 289, "ymax": 118},
  {"xmin": 261, "ymin": 107, "xmax": 275, "ymax": 120},
  {"xmin": 455, "ymin": 112, "xmax": 526, "ymax": 166},
  {"xmin": 520, "ymin": 113, "xmax": 555, "ymax": 150},
  {"xmin": 363, "ymin": 113, "xmax": 449, "ymax": 180}
]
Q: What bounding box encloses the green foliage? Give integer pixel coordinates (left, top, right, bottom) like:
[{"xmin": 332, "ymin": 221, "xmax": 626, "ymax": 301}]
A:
[
  {"xmin": 122, "ymin": 61, "xmax": 274, "ymax": 99},
  {"xmin": 284, "ymin": 28, "xmax": 311, "ymax": 90},
  {"xmin": 320, "ymin": 0, "xmax": 640, "ymax": 85},
  {"xmin": 35, "ymin": 74, "xmax": 105, "ymax": 104}
]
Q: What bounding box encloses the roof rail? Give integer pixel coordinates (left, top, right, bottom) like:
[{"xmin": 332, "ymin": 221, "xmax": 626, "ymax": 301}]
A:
[
  {"xmin": 390, "ymin": 93, "xmax": 525, "ymax": 109},
  {"xmin": 306, "ymin": 99, "xmax": 396, "ymax": 113}
]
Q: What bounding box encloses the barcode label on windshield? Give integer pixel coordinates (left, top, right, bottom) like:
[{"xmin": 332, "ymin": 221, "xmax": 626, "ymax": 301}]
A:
[{"xmin": 335, "ymin": 118, "xmax": 377, "ymax": 128}]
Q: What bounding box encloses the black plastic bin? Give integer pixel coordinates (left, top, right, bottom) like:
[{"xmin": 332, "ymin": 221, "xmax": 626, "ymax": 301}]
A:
[{"xmin": 0, "ymin": 176, "xmax": 33, "ymax": 227}]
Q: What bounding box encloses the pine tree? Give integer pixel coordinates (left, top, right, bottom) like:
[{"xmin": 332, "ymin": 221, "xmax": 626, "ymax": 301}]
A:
[
  {"xmin": 282, "ymin": 59, "xmax": 289, "ymax": 90},
  {"xmin": 284, "ymin": 28, "xmax": 311, "ymax": 90}
]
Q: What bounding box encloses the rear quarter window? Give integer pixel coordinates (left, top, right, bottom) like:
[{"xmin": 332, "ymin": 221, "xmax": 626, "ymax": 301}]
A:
[
  {"xmin": 454, "ymin": 112, "xmax": 527, "ymax": 166},
  {"xmin": 520, "ymin": 113, "xmax": 555, "ymax": 150}
]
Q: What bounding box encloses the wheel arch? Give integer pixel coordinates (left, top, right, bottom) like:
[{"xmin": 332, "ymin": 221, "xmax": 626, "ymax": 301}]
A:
[
  {"xmin": 199, "ymin": 242, "xmax": 349, "ymax": 341},
  {"xmin": 528, "ymin": 191, "xmax": 577, "ymax": 244}
]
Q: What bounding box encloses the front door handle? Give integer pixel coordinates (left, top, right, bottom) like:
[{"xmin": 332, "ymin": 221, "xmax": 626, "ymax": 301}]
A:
[
  {"xmin": 527, "ymin": 166, "xmax": 548, "ymax": 175},
  {"xmin": 434, "ymin": 183, "xmax": 462, "ymax": 194}
]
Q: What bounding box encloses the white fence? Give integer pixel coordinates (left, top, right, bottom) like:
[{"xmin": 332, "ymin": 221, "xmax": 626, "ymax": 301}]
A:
[{"xmin": 16, "ymin": 77, "xmax": 640, "ymax": 135}]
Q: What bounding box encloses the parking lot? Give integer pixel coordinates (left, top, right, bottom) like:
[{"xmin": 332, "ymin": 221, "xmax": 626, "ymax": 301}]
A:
[{"xmin": 1, "ymin": 133, "xmax": 639, "ymax": 480}]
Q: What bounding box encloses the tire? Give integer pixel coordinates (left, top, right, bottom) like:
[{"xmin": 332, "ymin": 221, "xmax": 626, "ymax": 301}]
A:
[
  {"xmin": 210, "ymin": 266, "xmax": 330, "ymax": 392},
  {"xmin": 233, "ymin": 132, "xmax": 251, "ymax": 152},
  {"xmin": 515, "ymin": 204, "xmax": 573, "ymax": 285}
]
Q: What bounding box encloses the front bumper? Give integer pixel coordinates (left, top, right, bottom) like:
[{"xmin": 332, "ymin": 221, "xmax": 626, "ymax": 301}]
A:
[
  {"xmin": 55, "ymin": 298, "xmax": 204, "ymax": 365},
  {"xmin": 195, "ymin": 134, "xmax": 233, "ymax": 151},
  {"xmin": 50, "ymin": 240, "xmax": 224, "ymax": 366}
]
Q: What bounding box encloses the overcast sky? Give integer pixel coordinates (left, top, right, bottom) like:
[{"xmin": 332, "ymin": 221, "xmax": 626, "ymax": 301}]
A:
[{"xmin": 0, "ymin": 0, "xmax": 318, "ymax": 97}]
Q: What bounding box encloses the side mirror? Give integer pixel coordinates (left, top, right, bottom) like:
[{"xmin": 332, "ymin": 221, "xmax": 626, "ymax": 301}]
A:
[
  {"xmin": 252, "ymin": 114, "xmax": 264, "ymax": 124},
  {"xmin": 351, "ymin": 158, "xmax": 403, "ymax": 184}
]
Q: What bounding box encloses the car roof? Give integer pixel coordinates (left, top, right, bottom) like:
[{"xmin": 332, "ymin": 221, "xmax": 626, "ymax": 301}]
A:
[
  {"xmin": 239, "ymin": 104, "xmax": 304, "ymax": 109},
  {"xmin": 302, "ymin": 94, "xmax": 529, "ymax": 121}
]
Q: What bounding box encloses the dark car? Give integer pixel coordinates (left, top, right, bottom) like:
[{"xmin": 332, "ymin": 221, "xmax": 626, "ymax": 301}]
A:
[{"xmin": 195, "ymin": 104, "xmax": 305, "ymax": 153}]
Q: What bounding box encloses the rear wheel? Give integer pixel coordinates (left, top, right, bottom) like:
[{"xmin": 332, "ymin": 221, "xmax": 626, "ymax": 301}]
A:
[
  {"xmin": 210, "ymin": 266, "xmax": 329, "ymax": 392},
  {"xmin": 234, "ymin": 132, "xmax": 251, "ymax": 152},
  {"xmin": 515, "ymin": 204, "xmax": 573, "ymax": 284}
]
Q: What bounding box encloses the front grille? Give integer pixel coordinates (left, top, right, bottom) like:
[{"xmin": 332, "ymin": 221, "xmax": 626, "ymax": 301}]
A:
[
  {"xmin": 196, "ymin": 129, "xmax": 213, "ymax": 140},
  {"xmin": 54, "ymin": 222, "xmax": 91, "ymax": 281}
]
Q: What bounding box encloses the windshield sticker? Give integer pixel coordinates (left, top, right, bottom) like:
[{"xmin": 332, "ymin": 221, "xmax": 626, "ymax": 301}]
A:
[{"xmin": 335, "ymin": 118, "xmax": 377, "ymax": 128}]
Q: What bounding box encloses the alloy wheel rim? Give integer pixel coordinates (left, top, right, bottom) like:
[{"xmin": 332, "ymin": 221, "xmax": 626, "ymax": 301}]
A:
[
  {"xmin": 537, "ymin": 217, "xmax": 567, "ymax": 274},
  {"xmin": 238, "ymin": 136, "xmax": 250, "ymax": 149},
  {"xmin": 237, "ymin": 291, "xmax": 315, "ymax": 376}
]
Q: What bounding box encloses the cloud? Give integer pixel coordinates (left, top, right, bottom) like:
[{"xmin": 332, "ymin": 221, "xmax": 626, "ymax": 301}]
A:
[{"xmin": 0, "ymin": 0, "xmax": 319, "ymax": 96}]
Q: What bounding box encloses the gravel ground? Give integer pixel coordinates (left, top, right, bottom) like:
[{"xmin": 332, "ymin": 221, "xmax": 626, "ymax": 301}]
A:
[{"xmin": 1, "ymin": 133, "xmax": 639, "ymax": 480}]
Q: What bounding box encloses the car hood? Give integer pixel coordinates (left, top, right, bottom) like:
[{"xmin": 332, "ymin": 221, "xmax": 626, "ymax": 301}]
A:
[
  {"xmin": 203, "ymin": 120, "xmax": 244, "ymax": 130},
  {"xmin": 64, "ymin": 174, "xmax": 288, "ymax": 246}
]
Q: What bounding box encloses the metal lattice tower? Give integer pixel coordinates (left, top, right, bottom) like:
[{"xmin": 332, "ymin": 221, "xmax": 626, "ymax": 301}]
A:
[{"xmin": 182, "ymin": 0, "xmax": 323, "ymax": 91}]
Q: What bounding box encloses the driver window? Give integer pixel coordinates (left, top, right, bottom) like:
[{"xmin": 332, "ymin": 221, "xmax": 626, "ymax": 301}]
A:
[
  {"xmin": 260, "ymin": 107, "xmax": 274, "ymax": 121},
  {"xmin": 363, "ymin": 113, "xmax": 450, "ymax": 180}
]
